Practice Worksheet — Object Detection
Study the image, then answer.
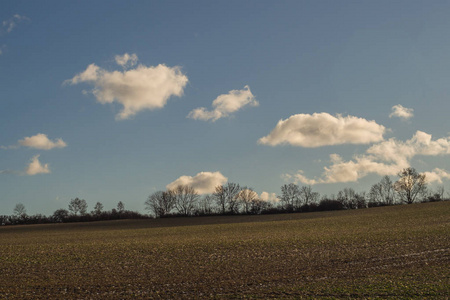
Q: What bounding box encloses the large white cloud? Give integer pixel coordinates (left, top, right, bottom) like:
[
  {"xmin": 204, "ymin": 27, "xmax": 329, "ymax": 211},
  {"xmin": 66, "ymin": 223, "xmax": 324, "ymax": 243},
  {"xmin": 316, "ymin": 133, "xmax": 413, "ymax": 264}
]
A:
[
  {"xmin": 287, "ymin": 131, "xmax": 450, "ymax": 184},
  {"xmin": 187, "ymin": 85, "xmax": 258, "ymax": 122},
  {"xmin": 18, "ymin": 133, "xmax": 67, "ymax": 150},
  {"xmin": 259, "ymin": 113, "xmax": 386, "ymax": 147},
  {"xmin": 66, "ymin": 54, "xmax": 188, "ymax": 120},
  {"xmin": 25, "ymin": 155, "xmax": 50, "ymax": 175},
  {"xmin": 166, "ymin": 171, "xmax": 228, "ymax": 194},
  {"xmin": 389, "ymin": 104, "xmax": 414, "ymax": 120}
]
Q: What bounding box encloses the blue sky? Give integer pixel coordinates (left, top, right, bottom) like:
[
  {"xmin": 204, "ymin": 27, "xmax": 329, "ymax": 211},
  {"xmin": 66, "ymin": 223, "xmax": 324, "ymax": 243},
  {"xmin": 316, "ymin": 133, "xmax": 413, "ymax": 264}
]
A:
[{"xmin": 1, "ymin": 1, "xmax": 450, "ymax": 215}]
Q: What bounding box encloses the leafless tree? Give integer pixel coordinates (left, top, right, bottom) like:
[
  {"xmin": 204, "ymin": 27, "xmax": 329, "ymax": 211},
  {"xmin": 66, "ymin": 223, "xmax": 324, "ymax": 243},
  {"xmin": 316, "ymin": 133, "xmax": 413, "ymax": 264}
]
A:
[
  {"xmin": 172, "ymin": 185, "xmax": 199, "ymax": 216},
  {"xmin": 280, "ymin": 183, "xmax": 300, "ymax": 210},
  {"xmin": 68, "ymin": 198, "xmax": 88, "ymax": 216},
  {"xmin": 237, "ymin": 188, "xmax": 259, "ymax": 214},
  {"xmin": 299, "ymin": 185, "xmax": 320, "ymax": 206},
  {"xmin": 13, "ymin": 203, "xmax": 27, "ymax": 218},
  {"xmin": 394, "ymin": 167, "xmax": 427, "ymax": 204},
  {"xmin": 145, "ymin": 190, "xmax": 175, "ymax": 217},
  {"xmin": 214, "ymin": 182, "xmax": 241, "ymax": 214},
  {"xmin": 198, "ymin": 194, "xmax": 215, "ymax": 214},
  {"xmin": 369, "ymin": 176, "xmax": 395, "ymax": 205},
  {"xmin": 93, "ymin": 202, "xmax": 104, "ymax": 215},
  {"xmin": 117, "ymin": 201, "xmax": 125, "ymax": 212}
]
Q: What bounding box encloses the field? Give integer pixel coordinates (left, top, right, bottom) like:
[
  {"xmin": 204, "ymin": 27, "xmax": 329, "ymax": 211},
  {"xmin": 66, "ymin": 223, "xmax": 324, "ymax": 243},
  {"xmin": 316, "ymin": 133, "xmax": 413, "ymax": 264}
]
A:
[{"xmin": 0, "ymin": 202, "xmax": 449, "ymax": 299}]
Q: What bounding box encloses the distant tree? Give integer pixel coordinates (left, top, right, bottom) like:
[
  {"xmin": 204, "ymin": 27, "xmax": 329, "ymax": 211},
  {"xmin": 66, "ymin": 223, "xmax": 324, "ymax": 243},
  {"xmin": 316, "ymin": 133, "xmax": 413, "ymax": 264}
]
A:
[
  {"xmin": 13, "ymin": 203, "xmax": 27, "ymax": 218},
  {"xmin": 237, "ymin": 188, "xmax": 259, "ymax": 214},
  {"xmin": 213, "ymin": 182, "xmax": 241, "ymax": 214},
  {"xmin": 145, "ymin": 190, "xmax": 175, "ymax": 217},
  {"xmin": 280, "ymin": 183, "xmax": 300, "ymax": 211},
  {"xmin": 299, "ymin": 185, "xmax": 320, "ymax": 206},
  {"xmin": 117, "ymin": 201, "xmax": 125, "ymax": 213},
  {"xmin": 337, "ymin": 188, "xmax": 357, "ymax": 209},
  {"xmin": 172, "ymin": 185, "xmax": 199, "ymax": 216},
  {"xmin": 93, "ymin": 202, "xmax": 104, "ymax": 215},
  {"xmin": 394, "ymin": 167, "xmax": 427, "ymax": 204},
  {"xmin": 68, "ymin": 198, "xmax": 88, "ymax": 216},
  {"xmin": 197, "ymin": 195, "xmax": 215, "ymax": 215},
  {"xmin": 369, "ymin": 176, "xmax": 395, "ymax": 206},
  {"xmin": 436, "ymin": 186, "xmax": 445, "ymax": 200},
  {"xmin": 52, "ymin": 208, "xmax": 69, "ymax": 222}
]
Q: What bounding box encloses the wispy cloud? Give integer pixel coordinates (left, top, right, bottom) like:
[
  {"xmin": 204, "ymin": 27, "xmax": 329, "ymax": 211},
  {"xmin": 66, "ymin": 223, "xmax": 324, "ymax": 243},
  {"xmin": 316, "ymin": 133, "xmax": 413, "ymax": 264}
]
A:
[
  {"xmin": 259, "ymin": 113, "xmax": 386, "ymax": 148},
  {"xmin": 167, "ymin": 171, "xmax": 228, "ymax": 194},
  {"xmin": 66, "ymin": 54, "xmax": 188, "ymax": 120},
  {"xmin": 286, "ymin": 131, "xmax": 450, "ymax": 184},
  {"xmin": 187, "ymin": 85, "xmax": 258, "ymax": 122},
  {"xmin": 1, "ymin": 14, "xmax": 29, "ymax": 35},
  {"xmin": 115, "ymin": 53, "xmax": 138, "ymax": 69},
  {"xmin": 389, "ymin": 104, "xmax": 414, "ymax": 120}
]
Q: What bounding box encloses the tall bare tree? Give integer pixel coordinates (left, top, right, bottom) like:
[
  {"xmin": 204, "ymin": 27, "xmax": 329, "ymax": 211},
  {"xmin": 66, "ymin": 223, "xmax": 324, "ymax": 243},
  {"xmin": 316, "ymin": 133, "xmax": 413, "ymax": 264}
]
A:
[
  {"xmin": 394, "ymin": 168, "xmax": 427, "ymax": 204},
  {"xmin": 369, "ymin": 175, "xmax": 395, "ymax": 205},
  {"xmin": 172, "ymin": 185, "xmax": 199, "ymax": 216},
  {"xmin": 280, "ymin": 183, "xmax": 300, "ymax": 210},
  {"xmin": 145, "ymin": 190, "xmax": 175, "ymax": 217},
  {"xmin": 237, "ymin": 188, "xmax": 259, "ymax": 214},
  {"xmin": 299, "ymin": 185, "xmax": 320, "ymax": 206},
  {"xmin": 13, "ymin": 203, "xmax": 27, "ymax": 218}
]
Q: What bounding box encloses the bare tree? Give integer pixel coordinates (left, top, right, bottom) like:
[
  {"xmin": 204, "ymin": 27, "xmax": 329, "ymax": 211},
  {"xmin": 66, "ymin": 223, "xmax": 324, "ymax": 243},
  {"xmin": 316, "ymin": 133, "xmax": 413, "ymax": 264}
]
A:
[
  {"xmin": 68, "ymin": 198, "xmax": 88, "ymax": 216},
  {"xmin": 394, "ymin": 168, "xmax": 427, "ymax": 204},
  {"xmin": 117, "ymin": 201, "xmax": 125, "ymax": 212},
  {"xmin": 13, "ymin": 203, "xmax": 27, "ymax": 218},
  {"xmin": 172, "ymin": 185, "xmax": 199, "ymax": 216},
  {"xmin": 369, "ymin": 176, "xmax": 395, "ymax": 205},
  {"xmin": 280, "ymin": 183, "xmax": 300, "ymax": 210},
  {"xmin": 145, "ymin": 190, "xmax": 175, "ymax": 217},
  {"xmin": 93, "ymin": 202, "xmax": 104, "ymax": 215},
  {"xmin": 299, "ymin": 185, "xmax": 320, "ymax": 206},
  {"xmin": 437, "ymin": 186, "xmax": 445, "ymax": 200},
  {"xmin": 198, "ymin": 194, "xmax": 215, "ymax": 215},
  {"xmin": 214, "ymin": 182, "xmax": 241, "ymax": 214},
  {"xmin": 237, "ymin": 188, "xmax": 259, "ymax": 214}
]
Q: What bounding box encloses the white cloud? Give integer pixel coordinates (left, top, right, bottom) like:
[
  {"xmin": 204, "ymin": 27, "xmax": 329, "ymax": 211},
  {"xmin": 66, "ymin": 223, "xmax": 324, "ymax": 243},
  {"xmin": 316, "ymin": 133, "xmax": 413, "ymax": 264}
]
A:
[
  {"xmin": 115, "ymin": 53, "xmax": 138, "ymax": 68},
  {"xmin": 18, "ymin": 133, "xmax": 67, "ymax": 150},
  {"xmin": 287, "ymin": 131, "xmax": 450, "ymax": 184},
  {"xmin": 66, "ymin": 55, "xmax": 188, "ymax": 120},
  {"xmin": 423, "ymin": 168, "xmax": 450, "ymax": 184},
  {"xmin": 166, "ymin": 171, "xmax": 228, "ymax": 194},
  {"xmin": 259, "ymin": 113, "xmax": 386, "ymax": 148},
  {"xmin": 389, "ymin": 104, "xmax": 414, "ymax": 120},
  {"xmin": 187, "ymin": 85, "xmax": 258, "ymax": 122},
  {"xmin": 260, "ymin": 191, "xmax": 279, "ymax": 202},
  {"xmin": 1, "ymin": 14, "xmax": 29, "ymax": 34},
  {"xmin": 25, "ymin": 155, "xmax": 50, "ymax": 175}
]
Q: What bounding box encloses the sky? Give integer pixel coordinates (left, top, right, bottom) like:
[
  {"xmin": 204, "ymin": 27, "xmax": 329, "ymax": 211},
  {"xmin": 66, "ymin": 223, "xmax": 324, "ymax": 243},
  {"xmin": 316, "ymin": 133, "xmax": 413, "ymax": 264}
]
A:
[{"xmin": 1, "ymin": 1, "xmax": 450, "ymax": 215}]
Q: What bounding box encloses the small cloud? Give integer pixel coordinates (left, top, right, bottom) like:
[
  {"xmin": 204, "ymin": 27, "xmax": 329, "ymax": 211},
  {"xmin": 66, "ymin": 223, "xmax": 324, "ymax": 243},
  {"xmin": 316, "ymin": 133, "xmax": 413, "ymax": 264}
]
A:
[
  {"xmin": 115, "ymin": 53, "xmax": 138, "ymax": 68},
  {"xmin": 187, "ymin": 85, "xmax": 258, "ymax": 122},
  {"xmin": 66, "ymin": 57, "xmax": 188, "ymax": 120},
  {"xmin": 1, "ymin": 14, "xmax": 29, "ymax": 34},
  {"xmin": 18, "ymin": 133, "xmax": 67, "ymax": 150},
  {"xmin": 389, "ymin": 104, "xmax": 414, "ymax": 120},
  {"xmin": 166, "ymin": 171, "xmax": 228, "ymax": 194},
  {"xmin": 260, "ymin": 191, "xmax": 279, "ymax": 202},
  {"xmin": 423, "ymin": 168, "xmax": 450, "ymax": 183},
  {"xmin": 25, "ymin": 155, "xmax": 50, "ymax": 175},
  {"xmin": 259, "ymin": 113, "xmax": 386, "ymax": 148}
]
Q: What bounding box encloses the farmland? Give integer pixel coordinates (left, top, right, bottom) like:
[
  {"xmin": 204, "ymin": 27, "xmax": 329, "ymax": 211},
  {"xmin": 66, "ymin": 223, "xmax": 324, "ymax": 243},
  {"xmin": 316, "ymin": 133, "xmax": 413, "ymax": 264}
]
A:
[{"xmin": 0, "ymin": 202, "xmax": 449, "ymax": 299}]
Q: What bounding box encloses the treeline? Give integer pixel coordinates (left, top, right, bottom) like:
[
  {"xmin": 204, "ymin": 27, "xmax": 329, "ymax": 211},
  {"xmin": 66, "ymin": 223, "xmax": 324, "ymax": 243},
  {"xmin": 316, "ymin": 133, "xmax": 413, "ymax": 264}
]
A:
[
  {"xmin": 0, "ymin": 199, "xmax": 148, "ymax": 226},
  {"xmin": 145, "ymin": 168, "xmax": 448, "ymax": 218},
  {"xmin": 1, "ymin": 167, "xmax": 448, "ymax": 225}
]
